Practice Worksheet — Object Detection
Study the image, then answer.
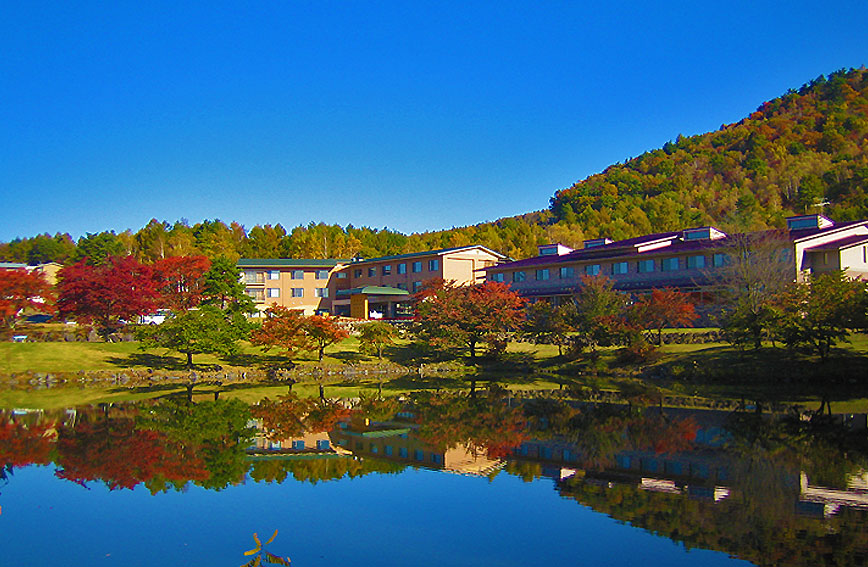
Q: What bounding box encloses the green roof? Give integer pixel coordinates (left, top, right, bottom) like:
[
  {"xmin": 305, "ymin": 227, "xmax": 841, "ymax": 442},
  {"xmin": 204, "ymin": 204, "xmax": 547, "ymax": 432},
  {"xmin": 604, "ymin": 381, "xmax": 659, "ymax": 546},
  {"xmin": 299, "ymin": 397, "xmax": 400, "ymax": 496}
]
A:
[
  {"xmin": 237, "ymin": 258, "xmax": 347, "ymax": 268},
  {"xmin": 336, "ymin": 286, "xmax": 411, "ymax": 297}
]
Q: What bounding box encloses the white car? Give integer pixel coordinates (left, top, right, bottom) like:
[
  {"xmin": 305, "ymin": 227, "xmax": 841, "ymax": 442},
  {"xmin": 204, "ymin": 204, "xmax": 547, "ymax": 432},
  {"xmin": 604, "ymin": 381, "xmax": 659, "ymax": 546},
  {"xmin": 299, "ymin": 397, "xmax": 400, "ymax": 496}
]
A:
[{"xmin": 139, "ymin": 309, "xmax": 172, "ymax": 325}]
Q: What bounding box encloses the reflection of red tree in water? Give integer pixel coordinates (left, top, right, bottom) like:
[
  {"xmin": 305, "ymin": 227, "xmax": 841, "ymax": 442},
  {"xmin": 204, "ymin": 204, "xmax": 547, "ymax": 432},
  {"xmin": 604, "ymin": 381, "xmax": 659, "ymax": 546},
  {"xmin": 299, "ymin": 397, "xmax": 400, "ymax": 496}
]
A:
[
  {"xmin": 0, "ymin": 421, "xmax": 56, "ymax": 467},
  {"xmin": 55, "ymin": 418, "xmax": 208, "ymax": 491},
  {"xmin": 413, "ymin": 392, "xmax": 528, "ymax": 459},
  {"xmin": 253, "ymin": 394, "xmax": 350, "ymax": 440},
  {"xmin": 569, "ymin": 410, "xmax": 698, "ymax": 471}
]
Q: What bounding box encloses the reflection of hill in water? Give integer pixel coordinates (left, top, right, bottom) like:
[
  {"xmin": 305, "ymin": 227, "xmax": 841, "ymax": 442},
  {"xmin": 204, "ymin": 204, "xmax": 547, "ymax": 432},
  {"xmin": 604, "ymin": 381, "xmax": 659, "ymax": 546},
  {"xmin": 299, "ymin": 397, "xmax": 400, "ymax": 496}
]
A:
[{"xmin": 4, "ymin": 395, "xmax": 868, "ymax": 564}]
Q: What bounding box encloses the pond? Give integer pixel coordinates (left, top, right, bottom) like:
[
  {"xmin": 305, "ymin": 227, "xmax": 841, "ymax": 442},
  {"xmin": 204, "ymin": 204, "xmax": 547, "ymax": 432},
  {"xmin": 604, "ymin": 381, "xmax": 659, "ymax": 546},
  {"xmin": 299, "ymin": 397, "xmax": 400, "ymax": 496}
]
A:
[{"xmin": 1, "ymin": 393, "xmax": 866, "ymax": 566}]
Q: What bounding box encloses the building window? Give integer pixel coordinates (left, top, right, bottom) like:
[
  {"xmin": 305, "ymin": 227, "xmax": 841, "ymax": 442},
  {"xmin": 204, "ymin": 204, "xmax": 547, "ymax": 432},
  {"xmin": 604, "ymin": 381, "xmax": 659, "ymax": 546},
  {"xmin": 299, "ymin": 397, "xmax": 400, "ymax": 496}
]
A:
[
  {"xmin": 431, "ymin": 454, "xmax": 442, "ymax": 464},
  {"xmin": 368, "ymin": 267, "xmax": 376, "ymax": 277},
  {"xmin": 315, "ymin": 288, "xmax": 328, "ymax": 298},
  {"xmin": 399, "ymin": 447, "xmax": 408, "ymax": 458},
  {"xmin": 244, "ymin": 270, "xmax": 264, "ymax": 284},
  {"xmin": 337, "ymin": 271, "xmax": 347, "ymax": 279},
  {"xmin": 382, "ymin": 265, "xmax": 392, "ymax": 275},
  {"xmin": 559, "ymin": 266, "xmax": 575, "ymax": 279},
  {"xmin": 246, "ymin": 288, "xmax": 265, "ymax": 302},
  {"xmin": 712, "ymin": 253, "xmax": 729, "ymax": 267},
  {"xmin": 397, "ymin": 263, "xmax": 407, "ymax": 274},
  {"xmin": 414, "ymin": 449, "xmax": 424, "ymax": 461},
  {"xmin": 291, "ymin": 270, "xmax": 304, "ymax": 280},
  {"xmin": 428, "ymin": 259, "xmax": 440, "ymax": 271},
  {"xmin": 292, "ymin": 440, "xmax": 304, "ymax": 450},
  {"xmin": 661, "ymin": 257, "xmax": 680, "ymax": 272},
  {"xmin": 354, "ymin": 269, "xmax": 362, "ymax": 278},
  {"xmin": 291, "ymin": 288, "xmax": 304, "ymax": 298},
  {"xmin": 412, "ymin": 281, "xmax": 422, "ymax": 292},
  {"xmin": 584, "ymin": 264, "xmax": 601, "ymax": 276},
  {"xmin": 687, "ymin": 255, "xmax": 706, "ymax": 269},
  {"xmin": 396, "ymin": 283, "xmax": 407, "ymax": 290},
  {"xmin": 490, "ymin": 272, "xmax": 505, "ymax": 282},
  {"xmin": 267, "ymin": 287, "xmax": 280, "ymax": 298},
  {"xmin": 536, "ymin": 269, "xmax": 550, "ymax": 281},
  {"xmin": 315, "ymin": 270, "xmax": 329, "ymax": 279},
  {"xmin": 384, "ymin": 445, "xmax": 393, "ymax": 456},
  {"xmin": 637, "ymin": 259, "xmax": 655, "ymax": 273},
  {"xmin": 513, "ymin": 271, "xmax": 526, "ymax": 282},
  {"xmin": 316, "ymin": 440, "xmax": 330, "ymax": 450},
  {"xmin": 412, "ymin": 261, "xmax": 422, "ymax": 273},
  {"xmin": 612, "ymin": 262, "xmax": 628, "ymax": 275},
  {"xmin": 268, "ymin": 270, "xmax": 280, "ymax": 280}
]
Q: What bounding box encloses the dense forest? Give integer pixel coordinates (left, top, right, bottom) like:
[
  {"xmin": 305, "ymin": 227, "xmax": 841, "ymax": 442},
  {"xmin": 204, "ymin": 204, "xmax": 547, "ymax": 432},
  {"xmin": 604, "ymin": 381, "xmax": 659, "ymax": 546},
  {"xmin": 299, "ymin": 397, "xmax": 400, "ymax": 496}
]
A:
[{"xmin": 3, "ymin": 67, "xmax": 866, "ymax": 265}]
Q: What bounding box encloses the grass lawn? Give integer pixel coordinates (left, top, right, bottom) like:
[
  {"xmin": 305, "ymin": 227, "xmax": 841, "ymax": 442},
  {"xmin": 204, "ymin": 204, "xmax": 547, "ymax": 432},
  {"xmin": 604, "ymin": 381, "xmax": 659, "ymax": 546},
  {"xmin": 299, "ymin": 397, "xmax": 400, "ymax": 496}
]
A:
[{"xmin": 1, "ymin": 331, "xmax": 866, "ymax": 412}]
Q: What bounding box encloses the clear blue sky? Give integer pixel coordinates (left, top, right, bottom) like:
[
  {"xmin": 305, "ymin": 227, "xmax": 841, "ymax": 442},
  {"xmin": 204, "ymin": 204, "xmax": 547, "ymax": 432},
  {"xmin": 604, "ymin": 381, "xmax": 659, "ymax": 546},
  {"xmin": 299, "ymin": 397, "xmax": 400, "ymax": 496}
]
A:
[{"xmin": 2, "ymin": 1, "xmax": 866, "ymax": 242}]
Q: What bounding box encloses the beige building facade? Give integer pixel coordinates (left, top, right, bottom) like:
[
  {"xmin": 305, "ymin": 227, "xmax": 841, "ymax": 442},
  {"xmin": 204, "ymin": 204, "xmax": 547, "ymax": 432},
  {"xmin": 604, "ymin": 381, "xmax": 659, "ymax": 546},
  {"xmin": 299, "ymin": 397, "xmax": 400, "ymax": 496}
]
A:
[{"xmin": 239, "ymin": 245, "xmax": 506, "ymax": 319}]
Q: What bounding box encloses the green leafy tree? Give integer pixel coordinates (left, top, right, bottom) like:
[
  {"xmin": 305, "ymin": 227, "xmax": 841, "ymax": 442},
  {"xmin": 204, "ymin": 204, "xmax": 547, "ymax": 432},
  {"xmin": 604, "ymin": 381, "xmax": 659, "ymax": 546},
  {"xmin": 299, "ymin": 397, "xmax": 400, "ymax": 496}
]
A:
[
  {"xmin": 201, "ymin": 256, "xmax": 255, "ymax": 314},
  {"xmin": 357, "ymin": 321, "xmax": 399, "ymax": 360},
  {"xmin": 136, "ymin": 305, "xmax": 250, "ymax": 368},
  {"xmin": 779, "ymin": 272, "xmax": 868, "ymax": 361},
  {"xmin": 563, "ymin": 276, "xmax": 630, "ymax": 352},
  {"xmin": 715, "ymin": 231, "xmax": 791, "ymax": 350},
  {"xmin": 523, "ymin": 300, "xmax": 572, "ymax": 355},
  {"xmin": 74, "ymin": 232, "xmax": 127, "ymax": 266}
]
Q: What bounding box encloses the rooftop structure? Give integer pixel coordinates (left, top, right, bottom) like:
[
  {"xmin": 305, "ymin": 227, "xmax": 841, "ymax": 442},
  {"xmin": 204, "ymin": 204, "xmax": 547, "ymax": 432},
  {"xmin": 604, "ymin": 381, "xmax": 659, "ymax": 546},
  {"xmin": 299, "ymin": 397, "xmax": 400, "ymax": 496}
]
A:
[{"xmin": 486, "ymin": 215, "xmax": 868, "ymax": 301}]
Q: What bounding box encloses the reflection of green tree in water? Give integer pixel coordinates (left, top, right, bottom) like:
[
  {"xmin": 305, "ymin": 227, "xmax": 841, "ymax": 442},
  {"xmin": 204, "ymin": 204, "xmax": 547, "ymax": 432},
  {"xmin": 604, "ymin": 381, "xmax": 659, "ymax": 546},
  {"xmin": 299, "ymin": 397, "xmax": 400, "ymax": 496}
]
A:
[
  {"xmin": 249, "ymin": 456, "xmax": 405, "ymax": 485},
  {"xmin": 139, "ymin": 398, "xmax": 255, "ymax": 490}
]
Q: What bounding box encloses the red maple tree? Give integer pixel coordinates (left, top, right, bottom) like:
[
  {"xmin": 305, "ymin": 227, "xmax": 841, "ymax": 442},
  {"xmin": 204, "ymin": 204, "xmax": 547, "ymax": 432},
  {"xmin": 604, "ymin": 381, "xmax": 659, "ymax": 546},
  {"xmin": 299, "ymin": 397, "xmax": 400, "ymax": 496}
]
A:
[
  {"xmin": 56, "ymin": 256, "xmax": 161, "ymax": 337},
  {"xmin": 152, "ymin": 255, "xmax": 212, "ymax": 310}
]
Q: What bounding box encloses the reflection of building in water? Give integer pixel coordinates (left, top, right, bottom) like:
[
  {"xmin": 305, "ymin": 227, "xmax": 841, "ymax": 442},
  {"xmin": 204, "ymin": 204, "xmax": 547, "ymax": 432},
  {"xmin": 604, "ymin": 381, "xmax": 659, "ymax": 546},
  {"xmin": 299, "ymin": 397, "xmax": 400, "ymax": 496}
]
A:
[
  {"xmin": 509, "ymin": 411, "xmax": 868, "ymax": 519},
  {"xmin": 248, "ymin": 419, "xmax": 350, "ymax": 456},
  {"xmin": 329, "ymin": 417, "xmax": 503, "ymax": 476}
]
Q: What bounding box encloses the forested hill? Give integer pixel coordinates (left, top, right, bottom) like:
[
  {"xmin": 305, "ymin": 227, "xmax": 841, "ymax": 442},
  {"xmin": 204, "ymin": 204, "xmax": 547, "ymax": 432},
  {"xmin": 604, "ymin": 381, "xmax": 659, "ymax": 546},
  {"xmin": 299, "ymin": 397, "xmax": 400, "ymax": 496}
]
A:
[
  {"xmin": 2, "ymin": 68, "xmax": 867, "ymax": 265},
  {"xmin": 551, "ymin": 67, "xmax": 868, "ymax": 240}
]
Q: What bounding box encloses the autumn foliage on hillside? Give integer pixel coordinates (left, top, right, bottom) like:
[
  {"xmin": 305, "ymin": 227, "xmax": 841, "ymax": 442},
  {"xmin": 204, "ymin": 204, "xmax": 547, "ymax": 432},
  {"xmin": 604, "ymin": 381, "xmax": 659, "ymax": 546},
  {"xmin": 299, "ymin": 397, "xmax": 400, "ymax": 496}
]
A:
[{"xmin": 551, "ymin": 67, "xmax": 868, "ymax": 239}]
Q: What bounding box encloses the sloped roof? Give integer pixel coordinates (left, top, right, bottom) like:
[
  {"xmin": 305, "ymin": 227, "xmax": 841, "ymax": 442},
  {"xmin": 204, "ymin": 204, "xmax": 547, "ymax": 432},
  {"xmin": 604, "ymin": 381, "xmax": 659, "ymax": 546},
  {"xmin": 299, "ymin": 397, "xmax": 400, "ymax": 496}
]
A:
[
  {"xmin": 335, "ymin": 286, "xmax": 411, "ymax": 298},
  {"xmin": 348, "ymin": 245, "xmax": 505, "ymax": 265},
  {"xmin": 237, "ymin": 258, "xmax": 346, "ymax": 268}
]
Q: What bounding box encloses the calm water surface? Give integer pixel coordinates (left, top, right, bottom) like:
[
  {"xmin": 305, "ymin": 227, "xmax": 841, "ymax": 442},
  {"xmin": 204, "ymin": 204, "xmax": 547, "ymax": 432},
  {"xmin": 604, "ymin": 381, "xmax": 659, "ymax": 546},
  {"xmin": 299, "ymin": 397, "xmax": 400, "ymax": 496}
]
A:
[{"xmin": 1, "ymin": 393, "xmax": 865, "ymax": 566}]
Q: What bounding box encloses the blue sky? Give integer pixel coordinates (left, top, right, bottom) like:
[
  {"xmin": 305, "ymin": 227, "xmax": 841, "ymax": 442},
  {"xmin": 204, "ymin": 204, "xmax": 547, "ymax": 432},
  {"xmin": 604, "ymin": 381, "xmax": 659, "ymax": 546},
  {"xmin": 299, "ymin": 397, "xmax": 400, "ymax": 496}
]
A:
[{"xmin": 2, "ymin": 1, "xmax": 866, "ymax": 242}]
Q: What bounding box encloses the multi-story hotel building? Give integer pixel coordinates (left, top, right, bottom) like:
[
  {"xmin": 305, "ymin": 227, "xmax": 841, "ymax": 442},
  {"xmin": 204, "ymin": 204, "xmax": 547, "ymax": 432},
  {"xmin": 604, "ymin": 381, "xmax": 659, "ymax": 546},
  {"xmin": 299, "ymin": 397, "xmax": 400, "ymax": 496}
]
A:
[
  {"xmin": 239, "ymin": 245, "xmax": 505, "ymax": 318},
  {"xmin": 238, "ymin": 258, "xmax": 346, "ymax": 316},
  {"xmin": 485, "ymin": 215, "xmax": 868, "ymax": 303}
]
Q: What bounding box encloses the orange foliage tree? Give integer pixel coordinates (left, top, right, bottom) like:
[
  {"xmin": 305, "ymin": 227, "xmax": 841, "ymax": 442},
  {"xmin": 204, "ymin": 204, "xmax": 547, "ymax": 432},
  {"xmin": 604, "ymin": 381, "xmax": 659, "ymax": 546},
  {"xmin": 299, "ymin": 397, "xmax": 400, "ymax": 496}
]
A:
[
  {"xmin": 249, "ymin": 306, "xmax": 311, "ymax": 361},
  {"xmin": 415, "ymin": 279, "xmax": 526, "ymax": 359},
  {"xmin": 631, "ymin": 288, "xmax": 698, "ymax": 345},
  {"xmin": 0, "ymin": 268, "xmax": 55, "ymax": 331}
]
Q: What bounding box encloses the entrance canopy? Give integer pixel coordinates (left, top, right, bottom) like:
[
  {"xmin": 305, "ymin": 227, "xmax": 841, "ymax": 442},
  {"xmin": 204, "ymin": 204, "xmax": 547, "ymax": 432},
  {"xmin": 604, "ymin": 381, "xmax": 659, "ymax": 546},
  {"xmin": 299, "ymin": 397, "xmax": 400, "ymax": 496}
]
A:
[{"xmin": 335, "ymin": 286, "xmax": 412, "ymax": 319}]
